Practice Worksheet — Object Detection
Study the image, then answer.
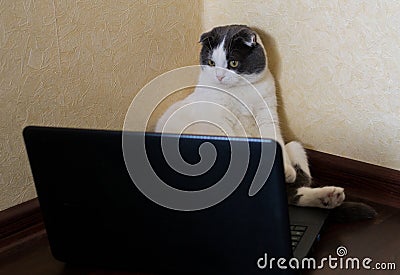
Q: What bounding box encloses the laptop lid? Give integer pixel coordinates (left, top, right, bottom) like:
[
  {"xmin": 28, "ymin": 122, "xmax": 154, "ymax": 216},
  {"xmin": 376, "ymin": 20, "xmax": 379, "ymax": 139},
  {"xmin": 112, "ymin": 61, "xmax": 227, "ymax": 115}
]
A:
[{"xmin": 23, "ymin": 126, "xmax": 296, "ymax": 274}]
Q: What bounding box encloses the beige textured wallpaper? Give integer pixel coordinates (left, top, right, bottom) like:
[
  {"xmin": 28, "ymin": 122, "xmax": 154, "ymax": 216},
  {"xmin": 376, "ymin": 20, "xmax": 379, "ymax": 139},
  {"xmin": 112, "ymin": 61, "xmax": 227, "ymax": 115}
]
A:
[
  {"xmin": 0, "ymin": 0, "xmax": 202, "ymax": 211},
  {"xmin": 203, "ymin": 0, "xmax": 400, "ymax": 170},
  {"xmin": 1, "ymin": 1, "xmax": 399, "ymax": 211}
]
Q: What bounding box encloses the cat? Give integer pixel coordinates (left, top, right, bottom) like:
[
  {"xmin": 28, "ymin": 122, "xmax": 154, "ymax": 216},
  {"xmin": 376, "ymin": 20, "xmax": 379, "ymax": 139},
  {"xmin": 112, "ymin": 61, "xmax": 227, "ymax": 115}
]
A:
[{"xmin": 155, "ymin": 25, "xmax": 373, "ymax": 214}]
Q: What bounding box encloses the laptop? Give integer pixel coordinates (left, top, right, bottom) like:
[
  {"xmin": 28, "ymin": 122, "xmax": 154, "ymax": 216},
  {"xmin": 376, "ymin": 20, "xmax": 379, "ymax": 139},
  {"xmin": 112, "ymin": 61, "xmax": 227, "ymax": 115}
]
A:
[{"xmin": 23, "ymin": 126, "xmax": 329, "ymax": 274}]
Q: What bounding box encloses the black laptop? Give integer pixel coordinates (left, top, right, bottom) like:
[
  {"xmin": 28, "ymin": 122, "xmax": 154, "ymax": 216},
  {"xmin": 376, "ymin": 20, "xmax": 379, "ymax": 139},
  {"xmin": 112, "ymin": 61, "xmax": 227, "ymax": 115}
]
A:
[{"xmin": 23, "ymin": 126, "xmax": 329, "ymax": 274}]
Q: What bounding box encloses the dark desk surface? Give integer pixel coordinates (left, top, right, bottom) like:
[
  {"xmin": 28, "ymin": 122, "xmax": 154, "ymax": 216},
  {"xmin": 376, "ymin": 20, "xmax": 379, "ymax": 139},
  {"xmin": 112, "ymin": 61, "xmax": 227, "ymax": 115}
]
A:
[{"xmin": 1, "ymin": 199, "xmax": 399, "ymax": 275}]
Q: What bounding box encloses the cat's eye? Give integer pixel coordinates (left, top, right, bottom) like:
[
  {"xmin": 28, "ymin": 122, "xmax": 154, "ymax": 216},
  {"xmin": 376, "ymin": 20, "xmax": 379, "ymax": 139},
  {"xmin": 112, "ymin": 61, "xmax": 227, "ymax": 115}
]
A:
[
  {"xmin": 208, "ymin": 59, "xmax": 215, "ymax": 66},
  {"xmin": 229, "ymin": 60, "xmax": 239, "ymax": 68}
]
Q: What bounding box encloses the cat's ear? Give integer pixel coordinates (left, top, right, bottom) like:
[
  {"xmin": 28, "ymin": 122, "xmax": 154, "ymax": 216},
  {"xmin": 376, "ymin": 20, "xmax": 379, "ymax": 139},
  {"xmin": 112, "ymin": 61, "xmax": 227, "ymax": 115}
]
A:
[
  {"xmin": 199, "ymin": 31, "xmax": 213, "ymax": 45},
  {"xmin": 234, "ymin": 28, "xmax": 257, "ymax": 47}
]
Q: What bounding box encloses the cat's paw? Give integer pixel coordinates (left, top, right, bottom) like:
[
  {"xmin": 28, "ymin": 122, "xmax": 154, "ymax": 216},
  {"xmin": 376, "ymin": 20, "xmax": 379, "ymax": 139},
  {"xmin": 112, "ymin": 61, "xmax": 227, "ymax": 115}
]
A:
[
  {"xmin": 317, "ymin": 186, "xmax": 345, "ymax": 209},
  {"xmin": 285, "ymin": 164, "xmax": 297, "ymax": 183},
  {"xmin": 296, "ymin": 186, "xmax": 345, "ymax": 209}
]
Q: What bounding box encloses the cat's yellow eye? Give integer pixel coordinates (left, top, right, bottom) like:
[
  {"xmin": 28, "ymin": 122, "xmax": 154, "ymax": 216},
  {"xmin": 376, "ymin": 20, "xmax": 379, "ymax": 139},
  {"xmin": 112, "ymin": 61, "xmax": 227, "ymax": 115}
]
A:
[
  {"xmin": 229, "ymin": 60, "xmax": 239, "ymax": 68},
  {"xmin": 208, "ymin": 59, "xmax": 215, "ymax": 66}
]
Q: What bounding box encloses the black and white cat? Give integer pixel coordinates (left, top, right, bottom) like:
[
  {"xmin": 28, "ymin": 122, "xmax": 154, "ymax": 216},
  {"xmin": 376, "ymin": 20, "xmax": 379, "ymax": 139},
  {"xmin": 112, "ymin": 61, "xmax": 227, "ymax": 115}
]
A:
[{"xmin": 155, "ymin": 25, "xmax": 346, "ymax": 209}]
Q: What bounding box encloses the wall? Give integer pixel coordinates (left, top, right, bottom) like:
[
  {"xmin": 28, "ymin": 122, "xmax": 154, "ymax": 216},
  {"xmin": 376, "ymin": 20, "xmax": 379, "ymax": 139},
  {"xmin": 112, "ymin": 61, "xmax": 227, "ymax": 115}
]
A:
[
  {"xmin": 1, "ymin": 1, "xmax": 399, "ymax": 211},
  {"xmin": 203, "ymin": 0, "xmax": 400, "ymax": 170},
  {"xmin": 0, "ymin": 0, "xmax": 202, "ymax": 211}
]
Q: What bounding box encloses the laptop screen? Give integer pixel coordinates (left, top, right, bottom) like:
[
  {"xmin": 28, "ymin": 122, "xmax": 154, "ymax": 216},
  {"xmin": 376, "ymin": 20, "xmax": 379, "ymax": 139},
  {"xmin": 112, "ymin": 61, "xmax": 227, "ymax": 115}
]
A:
[{"xmin": 23, "ymin": 126, "xmax": 294, "ymax": 274}]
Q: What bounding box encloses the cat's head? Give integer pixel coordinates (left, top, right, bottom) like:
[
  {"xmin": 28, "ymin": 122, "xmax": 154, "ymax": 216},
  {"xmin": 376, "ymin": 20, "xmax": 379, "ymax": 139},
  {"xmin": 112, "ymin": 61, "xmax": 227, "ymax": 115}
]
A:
[{"xmin": 199, "ymin": 25, "xmax": 267, "ymax": 87}]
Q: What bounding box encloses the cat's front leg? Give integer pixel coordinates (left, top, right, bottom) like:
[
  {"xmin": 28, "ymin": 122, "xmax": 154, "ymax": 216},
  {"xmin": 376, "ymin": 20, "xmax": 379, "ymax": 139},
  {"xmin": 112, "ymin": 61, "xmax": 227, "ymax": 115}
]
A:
[
  {"xmin": 254, "ymin": 118, "xmax": 296, "ymax": 183},
  {"xmin": 285, "ymin": 141, "xmax": 311, "ymax": 178},
  {"xmin": 282, "ymin": 149, "xmax": 297, "ymax": 183}
]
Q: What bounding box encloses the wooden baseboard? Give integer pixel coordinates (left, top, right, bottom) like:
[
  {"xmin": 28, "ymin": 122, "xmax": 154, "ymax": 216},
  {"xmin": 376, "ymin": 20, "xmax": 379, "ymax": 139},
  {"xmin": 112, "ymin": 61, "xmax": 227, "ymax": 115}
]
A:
[
  {"xmin": 307, "ymin": 149, "xmax": 400, "ymax": 209},
  {"xmin": 0, "ymin": 150, "xmax": 399, "ymax": 256},
  {"xmin": 0, "ymin": 199, "xmax": 46, "ymax": 257}
]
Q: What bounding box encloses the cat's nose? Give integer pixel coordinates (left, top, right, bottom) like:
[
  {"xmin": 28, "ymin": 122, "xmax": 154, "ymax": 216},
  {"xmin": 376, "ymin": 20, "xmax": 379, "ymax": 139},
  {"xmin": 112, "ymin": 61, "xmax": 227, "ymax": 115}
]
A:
[{"xmin": 216, "ymin": 75, "xmax": 225, "ymax": 82}]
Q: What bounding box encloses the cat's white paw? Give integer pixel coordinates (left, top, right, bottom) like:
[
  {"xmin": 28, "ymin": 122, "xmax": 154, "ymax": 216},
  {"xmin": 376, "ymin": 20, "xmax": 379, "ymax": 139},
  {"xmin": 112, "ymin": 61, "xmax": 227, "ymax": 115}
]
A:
[
  {"xmin": 297, "ymin": 186, "xmax": 345, "ymax": 209},
  {"xmin": 285, "ymin": 164, "xmax": 297, "ymax": 183},
  {"xmin": 317, "ymin": 186, "xmax": 345, "ymax": 209}
]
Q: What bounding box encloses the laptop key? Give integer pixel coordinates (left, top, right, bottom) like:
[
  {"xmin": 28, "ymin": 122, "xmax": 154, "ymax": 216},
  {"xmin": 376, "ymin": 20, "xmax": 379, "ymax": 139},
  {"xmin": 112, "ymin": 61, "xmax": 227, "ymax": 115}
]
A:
[
  {"xmin": 291, "ymin": 230, "xmax": 304, "ymax": 237},
  {"xmin": 290, "ymin": 225, "xmax": 308, "ymax": 250},
  {"xmin": 294, "ymin": 225, "xmax": 307, "ymax": 231},
  {"xmin": 291, "ymin": 235, "xmax": 301, "ymax": 241}
]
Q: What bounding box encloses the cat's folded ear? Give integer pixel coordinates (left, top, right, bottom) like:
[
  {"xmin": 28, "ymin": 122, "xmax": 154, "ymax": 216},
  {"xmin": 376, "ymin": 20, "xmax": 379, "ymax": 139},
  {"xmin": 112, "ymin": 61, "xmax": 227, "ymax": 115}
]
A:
[
  {"xmin": 233, "ymin": 28, "xmax": 257, "ymax": 47},
  {"xmin": 199, "ymin": 31, "xmax": 213, "ymax": 45}
]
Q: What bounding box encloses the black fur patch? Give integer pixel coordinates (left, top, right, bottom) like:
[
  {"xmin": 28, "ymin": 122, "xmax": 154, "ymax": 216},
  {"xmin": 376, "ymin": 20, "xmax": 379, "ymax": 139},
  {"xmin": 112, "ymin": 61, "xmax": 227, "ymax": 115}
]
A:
[
  {"xmin": 287, "ymin": 165, "xmax": 312, "ymax": 205},
  {"xmin": 199, "ymin": 25, "xmax": 266, "ymax": 75}
]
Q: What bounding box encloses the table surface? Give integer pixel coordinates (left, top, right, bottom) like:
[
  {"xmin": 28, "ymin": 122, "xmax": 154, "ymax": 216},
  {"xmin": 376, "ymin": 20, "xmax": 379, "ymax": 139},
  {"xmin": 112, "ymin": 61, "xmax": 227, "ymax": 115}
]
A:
[{"xmin": 0, "ymin": 199, "xmax": 399, "ymax": 275}]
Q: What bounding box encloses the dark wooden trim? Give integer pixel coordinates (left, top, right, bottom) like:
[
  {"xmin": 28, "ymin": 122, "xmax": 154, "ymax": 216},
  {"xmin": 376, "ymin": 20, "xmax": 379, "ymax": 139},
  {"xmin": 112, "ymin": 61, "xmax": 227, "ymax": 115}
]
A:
[
  {"xmin": 0, "ymin": 199, "xmax": 40, "ymax": 236},
  {"xmin": 0, "ymin": 198, "xmax": 46, "ymax": 257},
  {"xmin": 307, "ymin": 149, "xmax": 400, "ymax": 209}
]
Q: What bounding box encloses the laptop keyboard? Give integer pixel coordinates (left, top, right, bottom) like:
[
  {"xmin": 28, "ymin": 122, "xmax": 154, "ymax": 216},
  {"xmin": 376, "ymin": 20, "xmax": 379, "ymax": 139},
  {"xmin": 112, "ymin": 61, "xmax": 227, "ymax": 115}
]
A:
[{"xmin": 290, "ymin": 225, "xmax": 307, "ymax": 250}]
